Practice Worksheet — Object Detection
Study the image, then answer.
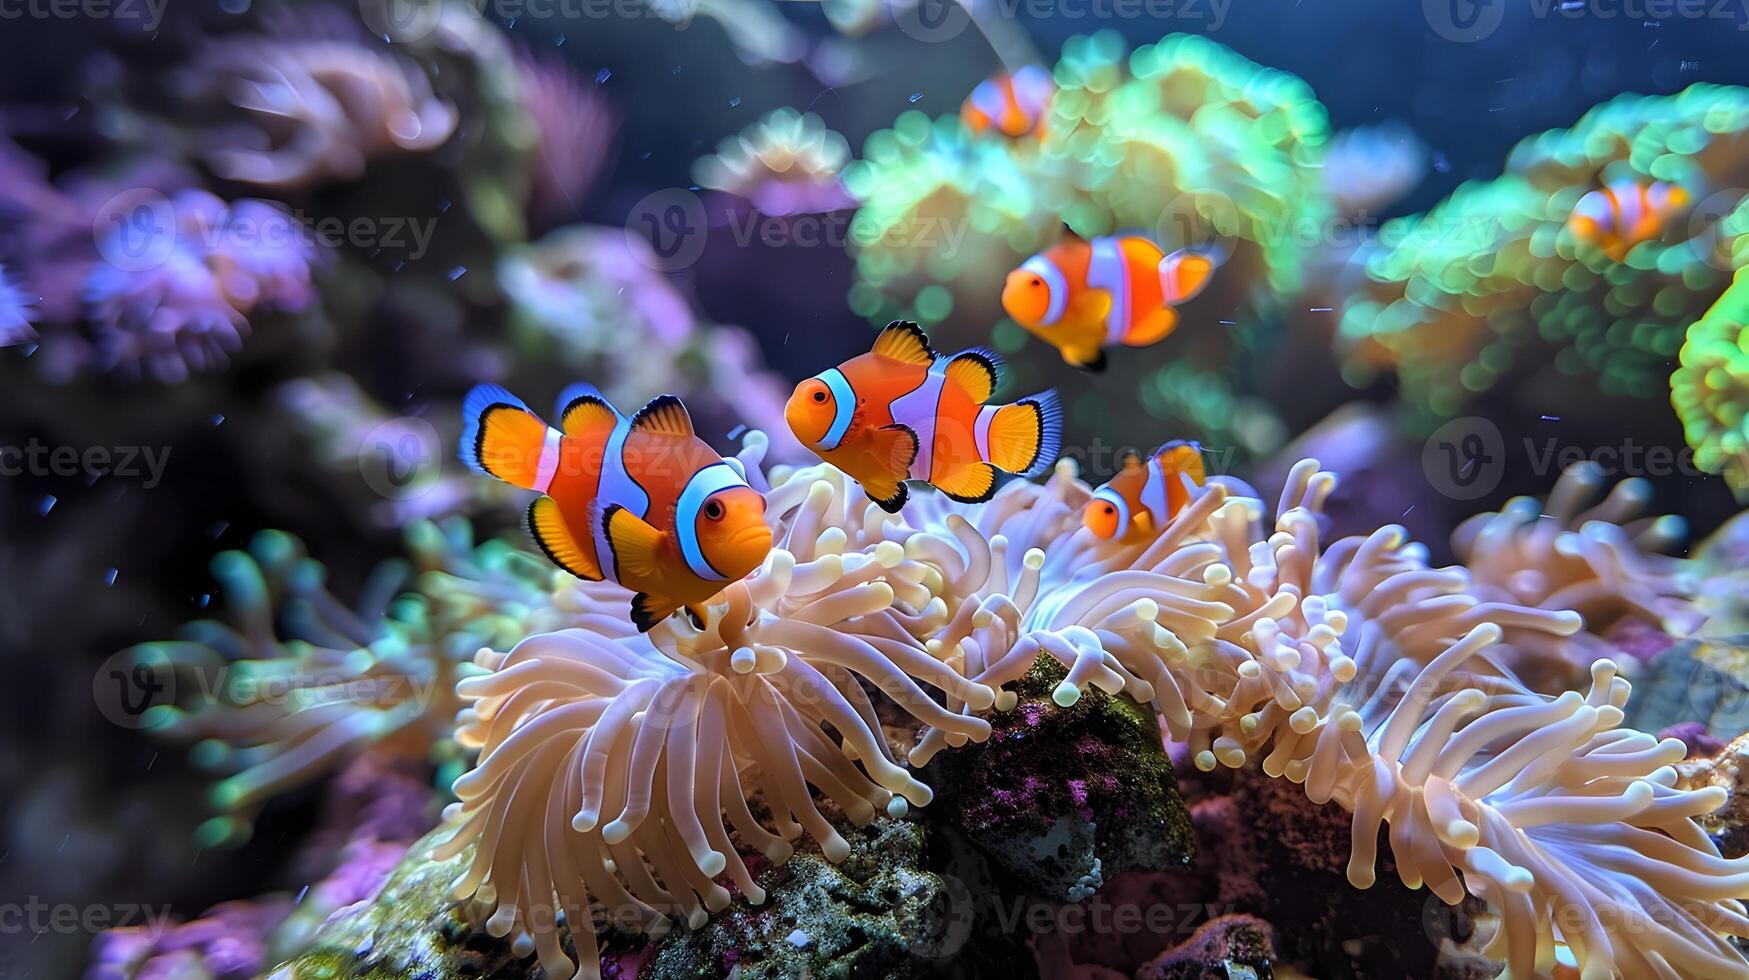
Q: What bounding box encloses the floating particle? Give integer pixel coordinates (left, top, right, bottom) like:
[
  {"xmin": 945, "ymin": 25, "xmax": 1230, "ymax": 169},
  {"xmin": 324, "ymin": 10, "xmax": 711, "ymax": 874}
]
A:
[
  {"xmin": 207, "ymin": 521, "xmax": 230, "ymax": 538},
  {"xmin": 211, "ymin": 414, "xmax": 225, "ymax": 426},
  {"xmin": 104, "ymin": 568, "xmax": 119, "ymax": 586},
  {"xmin": 37, "ymin": 495, "xmax": 55, "ymax": 515},
  {"xmin": 729, "ymin": 96, "xmax": 742, "ymax": 108},
  {"xmin": 448, "ymin": 267, "xmax": 467, "ymax": 281},
  {"xmin": 554, "ymin": 33, "xmax": 566, "ymax": 47},
  {"xmin": 438, "ymin": 198, "xmax": 452, "ymax": 212},
  {"xmin": 197, "ymin": 593, "xmax": 212, "ymax": 608},
  {"xmin": 908, "ymin": 91, "xmax": 922, "ymax": 103},
  {"xmin": 596, "ymin": 68, "xmax": 611, "ymax": 84}
]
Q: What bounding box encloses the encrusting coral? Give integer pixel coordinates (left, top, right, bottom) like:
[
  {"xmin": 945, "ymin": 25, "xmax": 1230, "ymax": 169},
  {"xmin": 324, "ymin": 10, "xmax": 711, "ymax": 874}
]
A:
[
  {"xmin": 1672, "ymin": 265, "xmax": 1749, "ymax": 493},
  {"xmin": 426, "ymin": 429, "xmax": 1747, "ymax": 980}
]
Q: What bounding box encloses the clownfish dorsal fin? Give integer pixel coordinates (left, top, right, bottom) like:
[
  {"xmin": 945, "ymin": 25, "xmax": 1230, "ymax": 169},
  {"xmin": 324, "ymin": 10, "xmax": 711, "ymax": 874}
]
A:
[
  {"xmin": 555, "ymin": 383, "xmax": 619, "ymax": 435},
  {"xmin": 629, "ymin": 394, "xmax": 694, "ymax": 438},
  {"xmin": 527, "ymin": 496, "xmax": 602, "ymax": 581},
  {"xmin": 871, "ymin": 320, "xmax": 936, "ymax": 367},
  {"xmin": 944, "ymin": 348, "xmax": 1003, "ymax": 404},
  {"xmin": 1120, "ymin": 449, "xmax": 1146, "ymax": 473},
  {"xmin": 601, "ymin": 504, "xmax": 667, "ymax": 584}
]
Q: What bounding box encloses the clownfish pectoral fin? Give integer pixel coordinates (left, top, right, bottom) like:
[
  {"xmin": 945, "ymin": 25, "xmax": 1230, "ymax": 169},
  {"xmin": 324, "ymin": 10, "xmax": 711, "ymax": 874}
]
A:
[
  {"xmin": 629, "ymin": 394, "xmax": 694, "ymax": 438},
  {"xmin": 944, "ymin": 348, "xmax": 1003, "ymax": 404},
  {"xmin": 1160, "ymin": 249, "xmax": 1217, "ymax": 306},
  {"xmin": 1074, "ymin": 350, "xmax": 1109, "ymax": 373},
  {"xmin": 872, "ymin": 423, "xmax": 920, "ymax": 483},
  {"xmin": 460, "ymin": 383, "xmax": 550, "ymax": 490},
  {"xmin": 1125, "ymin": 306, "xmax": 1180, "ymax": 348},
  {"xmin": 935, "ymin": 462, "xmax": 999, "ymax": 504},
  {"xmin": 871, "ymin": 320, "xmax": 937, "ymax": 366},
  {"xmin": 527, "ymin": 496, "xmax": 602, "ymax": 581},
  {"xmin": 555, "ymin": 383, "xmax": 619, "ymax": 435},
  {"xmin": 1131, "ymin": 510, "xmax": 1155, "ymax": 535},
  {"xmin": 602, "ymin": 504, "xmax": 667, "ymax": 585},
  {"xmin": 629, "ymin": 592, "xmax": 683, "ymax": 633},
  {"xmin": 987, "ymin": 390, "xmax": 1062, "ymax": 478},
  {"xmin": 864, "ymin": 480, "xmax": 909, "ymax": 514}
]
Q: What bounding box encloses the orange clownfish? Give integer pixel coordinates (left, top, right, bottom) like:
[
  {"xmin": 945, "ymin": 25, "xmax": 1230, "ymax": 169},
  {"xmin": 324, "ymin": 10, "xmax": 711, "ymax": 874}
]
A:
[
  {"xmin": 1567, "ymin": 179, "xmax": 1691, "ymax": 262},
  {"xmin": 1002, "ymin": 228, "xmax": 1219, "ymax": 372},
  {"xmin": 1083, "ymin": 441, "xmax": 1206, "ymax": 544},
  {"xmin": 962, "ymin": 65, "xmax": 1055, "ymax": 139},
  {"xmin": 786, "ymin": 321, "xmax": 1062, "ymax": 513},
  {"xmin": 460, "ymin": 383, "xmax": 772, "ymax": 632}
]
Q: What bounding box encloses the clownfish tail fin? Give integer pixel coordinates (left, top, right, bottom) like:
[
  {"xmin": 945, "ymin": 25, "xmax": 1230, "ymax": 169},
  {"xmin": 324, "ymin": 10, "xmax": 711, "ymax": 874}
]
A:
[
  {"xmin": 988, "ymin": 389, "xmax": 1062, "ymax": 479},
  {"xmin": 460, "ymin": 384, "xmax": 554, "ymax": 490},
  {"xmin": 1159, "ymin": 248, "xmax": 1218, "ymax": 306}
]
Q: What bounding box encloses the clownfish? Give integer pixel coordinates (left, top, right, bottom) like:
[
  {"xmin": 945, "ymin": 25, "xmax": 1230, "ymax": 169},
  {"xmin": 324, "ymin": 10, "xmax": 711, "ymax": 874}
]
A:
[
  {"xmin": 1567, "ymin": 179, "xmax": 1691, "ymax": 263},
  {"xmin": 1084, "ymin": 441, "xmax": 1206, "ymax": 544},
  {"xmin": 786, "ymin": 320, "xmax": 1062, "ymax": 513},
  {"xmin": 1002, "ymin": 228, "xmax": 1219, "ymax": 372},
  {"xmin": 459, "ymin": 384, "xmax": 772, "ymax": 632},
  {"xmin": 962, "ymin": 65, "xmax": 1055, "ymax": 139}
]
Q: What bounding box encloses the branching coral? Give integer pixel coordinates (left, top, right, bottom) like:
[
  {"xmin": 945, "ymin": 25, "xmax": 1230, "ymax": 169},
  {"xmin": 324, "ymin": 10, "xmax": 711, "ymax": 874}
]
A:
[
  {"xmin": 1340, "ymin": 84, "xmax": 1749, "ymax": 428},
  {"xmin": 79, "ymin": 190, "xmax": 319, "ymax": 382},
  {"xmin": 142, "ymin": 520, "xmax": 559, "ymax": 846},
  {"xmin": 693, "ymin": 108, "xmax": 854, "ymax": 216},
  {"xmin": 434, "ymin": 432, "xmax": 1745, "ymax": 980},
  {"xmin": 183, "ymin": 19, "xmax": 458, "ymax": 189}
]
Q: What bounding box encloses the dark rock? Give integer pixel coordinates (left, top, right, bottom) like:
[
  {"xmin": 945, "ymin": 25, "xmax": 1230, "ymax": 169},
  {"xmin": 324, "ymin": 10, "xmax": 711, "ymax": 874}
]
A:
[{"xmin": 1135, "ymin": 914, "xmax": 1276, "ymax": 980}]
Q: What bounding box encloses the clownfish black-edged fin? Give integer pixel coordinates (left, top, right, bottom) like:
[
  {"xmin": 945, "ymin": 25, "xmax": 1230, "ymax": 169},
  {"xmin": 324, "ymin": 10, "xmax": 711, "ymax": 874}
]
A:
[
  {"xmin": 555, "ymin": 383, "xmax": 619, "ymax": 435},
  {"xmin": 1077, "ymin": 350, "xmax": 1109, "ymax": 374},
  {"xmin": 630, "ymin": 592, "xmax": 683, "ymax": 633},
  {"xmin": 988, "ymin": 389, "xmax": 1062, "ymax": 479},
  {"xmin": 944, "ymin": 348, "xmax": 1003, "ymax": 404},
  {"xmin": 527, "ymin": 496, "xmax": 602, "ymax": 581},
  {"xmin": 871, "ymin": 320, "xmax": 936, "ymax": 367},
  {"xmin": 601, "ymin": 504, "xmax": 667, "ymax": 584},
  {"xmin": 629, "ymin": 394, "xmax": 694, "ymax": 438},
  {"xmin": 866, "ymin": 480, "xmax": 910, "ymax": 514},
  {"xmin": 936, "ymin": 462, "xmax": 999, "ymax": 503},
  {"xmin": 460, "ymin": 383, "xmax": 549, "ymax": 489},
  {"xmin": 872, "ymin": 423, "xmax": 920, "ymax": 483}
]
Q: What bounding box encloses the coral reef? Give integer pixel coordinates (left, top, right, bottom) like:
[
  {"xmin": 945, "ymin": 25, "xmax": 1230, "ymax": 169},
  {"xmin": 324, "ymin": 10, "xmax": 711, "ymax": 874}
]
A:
[
  {"xmin": 0, "ymin": 263, "xmax": 36, "ymax": 346},
  {"xmin": 1134, "ymin": 914, "xmax": 1278, "ymax": 980},
  {"xmin": 1672, "ymin": 265, "xmax": 1749, "ymax": 491},
  {"xmin": 1339, "ymin": 84, "xmax": 1749, "ymax": 437}
]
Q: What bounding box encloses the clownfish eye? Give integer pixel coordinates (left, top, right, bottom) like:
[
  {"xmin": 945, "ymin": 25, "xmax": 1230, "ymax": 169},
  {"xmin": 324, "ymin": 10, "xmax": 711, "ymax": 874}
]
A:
[
  {"xmin": 704, "ymin": 499, "xmax": 725, "ymax": 520},
  {"xmin": 812, "ymin": 389, "xmax": 828, "ymax": 403},
  {"xmin": 1030, "ymin": 276, "xmax": 1043, "ymax": 288},
  {"xmin": 1102, "ymin": 504, "xmax": 1115, "ymax": 515}
]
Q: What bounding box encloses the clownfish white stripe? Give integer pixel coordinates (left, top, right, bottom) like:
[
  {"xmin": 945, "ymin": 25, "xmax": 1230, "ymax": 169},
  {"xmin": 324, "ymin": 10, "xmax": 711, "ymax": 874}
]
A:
[
  {"xmin": 819, "ymin": 368, "xmax": 857, "ymax": 450},
  {"xmin": 1140, "ymin": 457, "xmax": 1170, "ymax": 527},
  {"xmin": 892, "ymin": 362, "xmax": 948, "ymax": 481},
  {"xmin": 974, "ymin": 404, "xmax": 999, "ymax": 462},
  {"xmin": 533, "ymin": 427, "xmax": 564, "ymax": 493},
  {"xmin": 1094, "ymin": 486, "xmax": 1131, "ymax": 537},
  {"xmin": 1022, "ymin": 256, "xmax": 1069, "ymax": 326},
  {"xmin": 676, "ymin": 462, "xmax": 750, "ymax": 581},
  {"xmin": 1086, "ymin": 237, "xmax": 1130, "ymax": 345}
]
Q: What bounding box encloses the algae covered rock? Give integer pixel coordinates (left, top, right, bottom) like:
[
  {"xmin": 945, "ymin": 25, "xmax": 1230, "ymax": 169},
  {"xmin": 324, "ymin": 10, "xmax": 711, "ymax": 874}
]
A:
[
  {"xmin": 1135, "ymin": 914, "xmax": 1277, "ymax": 980},
  {"xmin": 273, "ymin": 816, "xmax": 949, "ymax": 979},
  {"xmin": 924, "ymin": 657, "xmax": 1195, "ymax": 901}
]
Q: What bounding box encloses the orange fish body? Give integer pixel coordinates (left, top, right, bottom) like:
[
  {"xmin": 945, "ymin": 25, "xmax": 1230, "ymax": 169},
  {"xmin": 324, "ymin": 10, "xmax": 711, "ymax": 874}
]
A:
[
  {"xmin": 460, "ymin": 384, "xmax": 772, "ymax": 631},
  {"xmin": 1567, "ymin": 179, "xmax": 1690, "ymax": 262},
  {"xmin": 1083, "ymin": 441, "xmax": 1206, "ymax": 544},
  {"xmin": 1002, "ymin": 229, "xmax": 1218, "ymax": 371},
  {"xmin": 962, "ymin": 65, "xmax": 1055, "ymax": 139},
  {"xmin": 786, "ymin": 321, "xmax": 1062, "ymax": 512}
]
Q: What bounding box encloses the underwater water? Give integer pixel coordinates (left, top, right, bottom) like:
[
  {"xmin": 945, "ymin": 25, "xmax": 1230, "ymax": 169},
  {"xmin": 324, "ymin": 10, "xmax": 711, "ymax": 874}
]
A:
[{"xmin": 5, "ymin": 1, "xmax": 1749, "ymax": 978}]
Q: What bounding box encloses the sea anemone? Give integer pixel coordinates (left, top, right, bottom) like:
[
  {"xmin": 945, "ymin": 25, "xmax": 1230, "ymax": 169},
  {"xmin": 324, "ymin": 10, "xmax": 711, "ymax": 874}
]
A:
[
  {"xmin": 81, "ymin": 189, "xmax": 318, "ymax": 382},
  {"xmin": 1672, "ymin": 266, "xmax": 1749, "ymax": 492},
  {"xmin": 1452, "ymin": 462, "xmax": 1704, "ymax": 686},
  {"xmin": 184, "ymin": 24, "xmax": 458, "ymax": 189},
  {"xmin": 693, "ymin": 108, "xmax": 854, "ymax": 216},
  {"xmin": 142, "ymin": 520, "xmax": 558, "ymax": 846},
  {"xmin": 435, "ymin": 436, "xmax": 1746, "ymax": 979}
]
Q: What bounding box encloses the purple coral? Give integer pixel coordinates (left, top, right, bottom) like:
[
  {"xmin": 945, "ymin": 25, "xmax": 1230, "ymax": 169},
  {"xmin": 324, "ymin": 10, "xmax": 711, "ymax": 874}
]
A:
[
  {"xmin": 0, "ymin": 263, "xmax": 36, "ymax": 346},
  {"xmin": 511, "ymin": 49, "xmax": 617, "ymax": 232},
  {"xmin": 81, "ymin": 190, "xmax": 318, "ymax": 382}
]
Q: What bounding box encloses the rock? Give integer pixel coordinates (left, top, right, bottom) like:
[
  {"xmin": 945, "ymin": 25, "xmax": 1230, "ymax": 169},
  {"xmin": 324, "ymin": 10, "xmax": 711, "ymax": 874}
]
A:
[
  {"xmin": 1621, "ymin": 634, "xmax": 1749, "ymax": 739},
  {"xmin": 274, "ymin": 817, "xmax": 949, "ymax": 979},
  {"xmin": 1678, "ymin": 730, "xmax": 1749, "ymax": 859},
  {"xmin": 1135, "ymin": 914, "xmax": 1277, "ymax": 980},
  {"xmin": 923, "ymin": 657, "xmax": 1195, "ymax": 902}
]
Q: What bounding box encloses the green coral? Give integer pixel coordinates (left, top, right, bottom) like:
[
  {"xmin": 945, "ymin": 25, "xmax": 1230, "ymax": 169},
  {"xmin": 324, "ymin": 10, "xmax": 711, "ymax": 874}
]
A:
[
  {"xmin": 1673, "ymin": 264, "xmax": 1749, "ymax": 491},
  {"xmin": 141, "ymin": 519, "xmax": 559, "ymax": 847},
  {"xmin": 1340, "ymin": 84, "xmax": 1749, "ymax": 430}
]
